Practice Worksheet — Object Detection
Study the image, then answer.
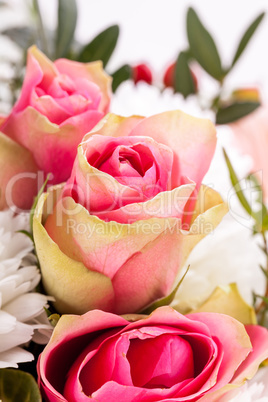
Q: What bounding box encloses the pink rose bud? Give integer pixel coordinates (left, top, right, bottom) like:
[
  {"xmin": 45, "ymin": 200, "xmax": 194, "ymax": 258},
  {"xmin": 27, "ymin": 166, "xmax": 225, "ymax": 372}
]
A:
[
  {"xmin": 33, "ymin": 111, "xmax": 228, "ymax": 315},
  {"xmin": 0, "ymin": 46, "xmax": 111, "ymax": 210},
  {"xmin": 132, "ymin": 63, "xmax": 153, "ymax": 85},
  {"xmin": 38, "ymin": 307, "xmax": 268, "ymax": 402},
  {"xmin": 163, "ymin": 62, "xmax": 198, "ymax": 91}
]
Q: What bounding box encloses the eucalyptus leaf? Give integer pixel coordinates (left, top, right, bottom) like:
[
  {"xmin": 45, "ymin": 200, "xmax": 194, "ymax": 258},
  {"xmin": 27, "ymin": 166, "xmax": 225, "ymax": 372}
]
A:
[
  {"xmin": 0, "ymin": 369, "xmax": 41, "ymax": 402},
  {"xmin": 55, "ymin": 0, "xmax": 78, "ymax": 58},
  {"xmin": 174, "ymin": 51, "xmax": 196, "ymax": 98},
  {"xmin": 78, "ymin": 25, "xmax": 119, "ymax": 67},
  {"xmin": 141, "ymin": 266, "xmax": 190, "ymax": 315},
  {"xmin": 216, "ymin": 101, "xmax": 260, "ymax": 124},
  {"xmin": 187, "ymin": 7, "xmax": 223, "ymax": 81},
  {"xmin": 111, "ymin": 64, "xmax": 131, "ymax": 92},
  {"xmin": 231, "ymin": 12, "xmax": 265, "ymax": 67}
]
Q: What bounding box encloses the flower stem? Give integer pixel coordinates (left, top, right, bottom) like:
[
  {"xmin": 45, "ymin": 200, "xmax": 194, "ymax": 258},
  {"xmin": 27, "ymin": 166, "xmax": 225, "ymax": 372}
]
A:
[{"xmin": 255, "ymin": 232, "xmax": 268, "ymax": 325}]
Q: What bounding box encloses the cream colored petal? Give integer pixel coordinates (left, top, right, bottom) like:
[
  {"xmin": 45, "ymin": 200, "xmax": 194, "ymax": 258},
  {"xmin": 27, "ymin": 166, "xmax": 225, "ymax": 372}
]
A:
[
  {"xmin": 0, "ymin": 132, "xmax": 39, "ymax": 210},
  {"xmin": 33, "ymin": 189, "xmax": 115, "ymax": 314},
  {"xmin": 82, "ymin": 113, "xmax": 144, "ymax": 141},
  {"xmin": 189, "ymin": 283, "xmax": 257, "ymax": 325}
]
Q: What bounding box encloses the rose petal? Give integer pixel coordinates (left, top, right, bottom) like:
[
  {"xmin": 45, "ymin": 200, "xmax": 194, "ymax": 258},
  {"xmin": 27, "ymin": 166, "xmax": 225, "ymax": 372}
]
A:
[
  {"xmin": 230, "ymin": 324, "xmax": 268, "ymax": 385},
  {"xmin": 0, "ymin": 132, "xmax": 39, "ymax": 210},
  {"xmin": 33, "ymin": 189, "xmax": 116, "ymax": 314},
  {"xmin": 1, "ymin": 107, "xmax": 103, "ymax": 183},
  {"xmin": 97, "ymin": 183, "xmax": 195, "ymax": 223},
  {"xmin": 55, "ymin": 59, "xmax": 111, "ymax": 113},
  {"xmin": 187, "ymin": 312, "xmax": 252, "ymax": 392},
  {"xmin": 38, "ymin": 311, "xmax": 128, "ymax": 401},
  {"xmin": 129, "ymin": 110, "xmax": 216, "ymax": 189},
  {"xmin": 44, "ymin": 194, "xmax": 178, "ymax": 284}
]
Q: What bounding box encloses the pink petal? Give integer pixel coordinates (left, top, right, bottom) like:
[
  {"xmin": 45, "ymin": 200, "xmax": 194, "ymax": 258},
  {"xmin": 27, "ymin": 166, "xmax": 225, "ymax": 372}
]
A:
[
  {"xmin": 231, "ymin": 324, "xmax": 268, "ymax": 384},
  {"xmin": 97, "ymin": 183, "xmax": 195, "ymax": 223},
  {"xmin": 44, "ymin": 196, "xmax": 178, "ymax": 282},
  {"xmin": 128, "ymin": 334, "xmax": 194, "ymax": 387},
  {"xmin": 55, "ymin": 58, "xmax": 111, "ymax": 113},
  {"xmin": 231, "ymin": 105, "xmax": 268, "ymax": 200},
  {"xmin": 11, "ymin": 46, "xmax": 57, "ymax": 113},
  {"xmin": 38, "ymin": 311, "xmax": 128, "ymax": 401},
  {"xmin": 0, "ymin": 132, "xmax": 39, "ymax": 210},
  {"xmin": 1, "ymin": 106, "xmax": 103, "ymax": 184},
  {"xmin": 111, "ymin": 226, "xmax": 190, "ymax": 314},
  {"xmin": 187, "ymin": 313, "xmax": 252, "ymax": 391},
  {"xmin": 129, "ymin": 110, "xmax": 216, "ymax": 189}
]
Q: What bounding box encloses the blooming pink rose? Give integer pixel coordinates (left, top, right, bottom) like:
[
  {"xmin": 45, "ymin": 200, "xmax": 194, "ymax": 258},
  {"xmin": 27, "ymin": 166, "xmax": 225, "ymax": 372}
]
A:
[
  {"xmin": 230, "ymin": 105, "xmax": 268, "ymax": 199},
  {"xmin": 33, "ymin": 111, "xmax": 227, "ymax": 315},
  {"xmin": 38, "ymin": 306, "xmax": 268, "ymax": 402},
  {"xmin": 0, "ymin": 45, "xmax": 111, "ymax": 210}
]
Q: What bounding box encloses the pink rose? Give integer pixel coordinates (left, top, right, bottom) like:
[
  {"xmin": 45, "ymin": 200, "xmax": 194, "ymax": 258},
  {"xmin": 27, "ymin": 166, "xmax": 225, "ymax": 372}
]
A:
[
  {"xmin": 38, "ymin": 307, "xmax": 268, "ymax": 402},
  {"xmin": 230, "ymin": 105, "xmax": 268, "ymax": 199},
  {"xmin": 33, "ymin": 111, "xmax": 227, "ymax": 315},
  {"xmin": 0, "ymin": 45, "xmax": 111, "ymax": 210}
]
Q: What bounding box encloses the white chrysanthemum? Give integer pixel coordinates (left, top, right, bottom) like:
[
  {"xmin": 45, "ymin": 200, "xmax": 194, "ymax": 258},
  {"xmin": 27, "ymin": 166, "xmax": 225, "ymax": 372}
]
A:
[
  {"xmin": 111, "ymin": 80, "xmax": 214, "ymax": 120},
  {"xmin": 0, "ymin": 210, "xmax": 53, "ymax": 368}
]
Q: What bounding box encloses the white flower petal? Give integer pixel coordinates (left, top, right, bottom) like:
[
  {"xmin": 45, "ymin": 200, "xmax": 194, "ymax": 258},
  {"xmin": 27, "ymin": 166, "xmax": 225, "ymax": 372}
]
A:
[
  {"xmin": 0, "ymin": 347, "xmax": 33, "ymax": 369},
  {"xmin": 3, "ymin": 293, "xmax": 48, "ymax": 322},
  {"xmin": 0, "ymin": 310, "xmax": 16, "ymax": 334},
  {"xmin": 0, "ymin": 320, "xmax": 33, "ymax": 353}
]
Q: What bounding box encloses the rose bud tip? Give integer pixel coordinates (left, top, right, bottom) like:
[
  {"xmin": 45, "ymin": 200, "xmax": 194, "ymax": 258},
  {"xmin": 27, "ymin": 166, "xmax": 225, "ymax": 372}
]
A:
[{"xmin": 132, "ymin": 63, "xmax": 153, "ymax": 85}]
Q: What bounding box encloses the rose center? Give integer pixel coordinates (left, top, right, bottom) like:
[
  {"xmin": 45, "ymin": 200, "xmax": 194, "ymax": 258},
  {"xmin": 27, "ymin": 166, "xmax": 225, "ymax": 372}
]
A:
[{"xmin": 127, "ymin": 334, "xmax": 195, "ymax": 388}]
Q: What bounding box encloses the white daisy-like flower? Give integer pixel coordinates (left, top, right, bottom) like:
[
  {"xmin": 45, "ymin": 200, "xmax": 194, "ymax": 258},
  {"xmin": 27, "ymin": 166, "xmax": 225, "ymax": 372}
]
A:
[
  {"xmin": 111, "ymin": 80, "xmax": 214, "ymax": 120},
  {"xmin": 0, "ymin": 209, "xmax": 53, "ymax": 368}
]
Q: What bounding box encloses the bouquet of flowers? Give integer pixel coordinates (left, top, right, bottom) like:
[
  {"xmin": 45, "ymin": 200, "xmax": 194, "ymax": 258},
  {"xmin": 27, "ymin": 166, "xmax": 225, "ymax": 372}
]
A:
[{"xmin": 1, "ymin": 1, "xmax": 268, "ymax": 401}]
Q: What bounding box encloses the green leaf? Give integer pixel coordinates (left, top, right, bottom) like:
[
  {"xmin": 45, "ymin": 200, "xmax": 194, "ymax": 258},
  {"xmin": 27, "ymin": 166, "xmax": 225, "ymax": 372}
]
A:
[
  {"xmin": 111, "ymin": 64, "xmax": 131, "ymax": 92},
  {"xmin": 0, "ymin": 369, "xmax": 41, "ymax": 402},
  {"xmin": 78, "ymin": 25, "xmax": 119, "ymax": 67},
  {"xmin": 17, "ymin": 230, "xmax": 34, "ymax": 242},
  {"xmin": 174, "ymin": 51, "xmax": 196, "ymax": 98},
  {"xmin": 55, "ymin": 0, "xmax": 78, "ymax": 58},
  {"xmin": 30, "ymin": 174, "xmax": 51, "ymax": 232},
  {"xmin": 141, "ymin": 266, "xmax": 190, "ymax": 315},
  {"xmin": 187, "ymin": 7, "xmax": 223, "ymax": 81},
  {"xmin": 223, "ymin": 148, "xmax": 256, "ymax": 218},
  {"xmin": 245, "ymin": 173, "xmax": 267, "ymax": 230},
  {"xmin": 216, "ymin": 101, "xmax": 260, "ymax": 124},
  {"xmin": 232, "ymin": 12, "xmax": 265, "ymax": 67}
]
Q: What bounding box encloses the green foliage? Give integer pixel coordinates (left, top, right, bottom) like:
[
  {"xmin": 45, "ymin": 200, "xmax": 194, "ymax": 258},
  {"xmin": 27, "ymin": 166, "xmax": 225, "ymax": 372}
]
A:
[
  {"xmin": 111, "ymin": 64, "xmax": 132, "ymax": 92},
  {"xmin": 174, "ymin": 51, "xmax": 196, "ymax": 98},
  {"xmin": 55, "ymin": 0, "xmax": 78, "ymax": 58},
  {"xmin": 216, "ymin": 101, "xmax": 260, "ymax": 124},
  {"xmin": 231, "ymin": 12, "xmax": 265, "ymax": 68},
  {"xmin": 187, "ymin": 7, "xmax": 223, "ymax": 81},
  {"xmin": 78, "ymin": 25, "xmax": 119, "ymax": 67},
  {"xmin": 0, "ymin": 369, "xmax": 41, "ymax": 402},
  {"xmin": 223, "ymin": 149, "xmax": 255, "ymax": 217}
]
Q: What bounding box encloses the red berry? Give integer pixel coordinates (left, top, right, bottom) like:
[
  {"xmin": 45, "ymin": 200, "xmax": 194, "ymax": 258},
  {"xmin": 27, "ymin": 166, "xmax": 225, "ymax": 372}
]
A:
[
  {"xmin": 163, "ymin": 63, "xmax": 176, "ymax": 88},
  {"xmin": 132, "ymin": 64, "xmax": 153, "ymax": 85}
]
